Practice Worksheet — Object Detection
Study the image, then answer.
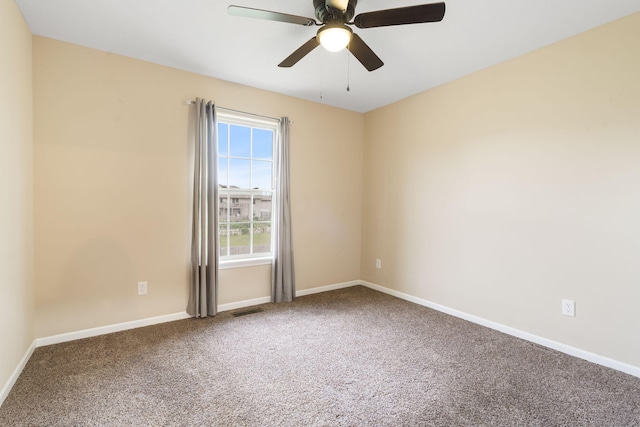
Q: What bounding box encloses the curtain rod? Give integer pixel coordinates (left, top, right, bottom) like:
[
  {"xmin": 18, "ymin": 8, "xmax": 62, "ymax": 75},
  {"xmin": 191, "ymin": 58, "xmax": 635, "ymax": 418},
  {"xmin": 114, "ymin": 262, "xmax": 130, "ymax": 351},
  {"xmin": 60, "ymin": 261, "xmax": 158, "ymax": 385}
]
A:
[{"xmin": 185, "ymin": 99, "xmax": 291, "ymax": 124}]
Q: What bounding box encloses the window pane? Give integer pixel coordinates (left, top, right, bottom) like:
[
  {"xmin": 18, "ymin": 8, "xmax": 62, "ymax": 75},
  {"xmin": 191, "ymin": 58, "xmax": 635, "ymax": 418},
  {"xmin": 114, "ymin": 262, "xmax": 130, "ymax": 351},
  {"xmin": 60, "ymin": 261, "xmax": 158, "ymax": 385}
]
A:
[
  {"xmin": 252, "ymin": 160, "xmax": 272, "ymax": 190},
  {"xmin": 229, "ymin": 125, "xmax": 250, "ymax": 157},
  {"xmin": 218, "ymin": 123, "xmax": 228, "ymax": 156},
  {"xmin": 229, "ymin": 223, "xmax": 251, "ymax": 256},
  {"xmin": 253, "ymin": 194, "xmax": 272, "ymax": 221},
  {"xmin": 253, "ymin": 222, "xmax": 272, "ymax": 254},
  {"xmin": 229, "ymin": 158, "xmax": 250, "ymax": 188},
  {"xmin": 228, "ymin": 192, "xmax": 251, "ymax": 222},
  {"xmin": 218, "ymin": 157, "xmax": 228, "ymax": 187},
  {"xmin": 253, "ymin": 129, "xmax": 273, "ymax": 160}
]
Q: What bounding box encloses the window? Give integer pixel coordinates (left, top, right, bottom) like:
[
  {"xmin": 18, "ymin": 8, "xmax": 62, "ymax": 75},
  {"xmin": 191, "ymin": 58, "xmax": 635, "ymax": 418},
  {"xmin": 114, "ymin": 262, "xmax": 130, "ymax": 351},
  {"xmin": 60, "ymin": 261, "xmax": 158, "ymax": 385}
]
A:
[{"xmin": 217, "ymin": 110, "xmax": 278, "ymax": 265}]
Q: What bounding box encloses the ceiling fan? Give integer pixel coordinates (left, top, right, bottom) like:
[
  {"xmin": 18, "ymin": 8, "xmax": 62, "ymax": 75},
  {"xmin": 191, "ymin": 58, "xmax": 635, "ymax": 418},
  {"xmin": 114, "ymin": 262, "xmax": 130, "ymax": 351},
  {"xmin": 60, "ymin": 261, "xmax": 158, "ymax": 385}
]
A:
[{"xmin": 228, "ymin": 0, "xmax": 446, "ymax": 72}]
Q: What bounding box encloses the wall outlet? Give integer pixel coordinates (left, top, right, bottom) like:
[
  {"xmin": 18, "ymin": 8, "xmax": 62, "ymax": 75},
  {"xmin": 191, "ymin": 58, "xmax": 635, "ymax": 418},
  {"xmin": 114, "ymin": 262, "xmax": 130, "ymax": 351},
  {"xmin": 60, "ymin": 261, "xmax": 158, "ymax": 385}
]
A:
[
  {"xmin": 376, "ymin": 259, "xmax": 382, "ymax": 269},
  {"xmin": 137, "ymin": 281, "xmax": 148, "ymax": 295},
  {"xmin": 562, "ymin": 299, "xmax": 575, "ymax": 317}
]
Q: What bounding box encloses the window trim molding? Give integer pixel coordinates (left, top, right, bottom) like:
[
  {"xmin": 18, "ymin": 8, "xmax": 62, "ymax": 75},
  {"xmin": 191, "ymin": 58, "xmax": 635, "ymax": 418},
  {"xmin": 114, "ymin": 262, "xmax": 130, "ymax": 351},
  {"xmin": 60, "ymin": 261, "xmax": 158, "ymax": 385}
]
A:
[
  {"xmin": 219, "ymin": 256, "xmax": 273, "ymax": 270},
  {"xmin": 217, "ymin": 109, "xmax": 279, "ymax": 262},
  {"xmin": 217, "ymin": 108, "xmax": 279, "ymax": 129}
]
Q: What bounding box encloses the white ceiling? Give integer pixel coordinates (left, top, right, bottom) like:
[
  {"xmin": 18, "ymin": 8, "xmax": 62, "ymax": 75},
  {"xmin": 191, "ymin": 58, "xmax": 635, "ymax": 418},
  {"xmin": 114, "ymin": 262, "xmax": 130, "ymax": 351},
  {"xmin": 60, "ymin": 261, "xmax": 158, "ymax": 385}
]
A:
[{"xmin": 15, "ymin": 0, "xmax": 640, "ymax": 113}]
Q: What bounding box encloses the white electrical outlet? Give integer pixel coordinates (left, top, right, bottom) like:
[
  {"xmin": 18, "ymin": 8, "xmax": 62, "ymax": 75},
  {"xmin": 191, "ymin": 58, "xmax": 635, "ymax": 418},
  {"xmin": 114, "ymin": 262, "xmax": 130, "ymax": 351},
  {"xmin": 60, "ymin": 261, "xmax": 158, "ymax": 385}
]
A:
[
  {"xmin": 376, "ymin": 259, "xmax": 382, "ymax": 269},
  {"xmin": 562, "ymin": 299, "xmax": 575, "ymax": 317},
  {"xmin": 137, "ymin": 281, "xmax": 148, "ymax": 296}
]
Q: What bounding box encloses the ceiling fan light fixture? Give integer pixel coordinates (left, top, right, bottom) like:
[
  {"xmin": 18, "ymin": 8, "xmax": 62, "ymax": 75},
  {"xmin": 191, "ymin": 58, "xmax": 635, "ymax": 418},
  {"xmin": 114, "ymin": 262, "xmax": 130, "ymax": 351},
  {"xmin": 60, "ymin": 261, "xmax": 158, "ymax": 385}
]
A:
[{"xmin": 317, "ymin": 24, "xmax": 353, "ymax": 52}]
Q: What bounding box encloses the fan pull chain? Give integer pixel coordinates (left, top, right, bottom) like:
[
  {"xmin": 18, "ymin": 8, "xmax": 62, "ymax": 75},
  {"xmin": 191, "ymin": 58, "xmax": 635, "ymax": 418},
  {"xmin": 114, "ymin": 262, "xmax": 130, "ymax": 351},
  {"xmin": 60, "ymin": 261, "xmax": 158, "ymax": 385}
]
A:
[
  {"xmin": 320, "ymin": 50, "xmax": 324, "ymax": 100},
  {"xmin": 346, "ymin": 47, "xmax": 350, "ymax": 92}
]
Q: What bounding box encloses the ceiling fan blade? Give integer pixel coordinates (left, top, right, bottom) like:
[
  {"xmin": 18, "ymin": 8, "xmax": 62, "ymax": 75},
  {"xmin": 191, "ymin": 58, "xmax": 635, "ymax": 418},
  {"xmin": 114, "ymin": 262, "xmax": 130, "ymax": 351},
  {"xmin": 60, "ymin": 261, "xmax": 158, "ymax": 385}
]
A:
[
  {"xmin": 347, "ymin": 34, "xmax": 384, "ymax": 71},
  {"xmin": 354, "ymin": 2, "xmax": 445, "ymax": 28},
  {"xmin": 278, "ymin": 37, "xmax": 321, "ymax": 68},
  {"xmin": 228, "ymin": 5, "xmax": 316, "ymax": 26},
  {"xmin": 326, "ymin": 0, "xmax": 349, "ymax": 15}
]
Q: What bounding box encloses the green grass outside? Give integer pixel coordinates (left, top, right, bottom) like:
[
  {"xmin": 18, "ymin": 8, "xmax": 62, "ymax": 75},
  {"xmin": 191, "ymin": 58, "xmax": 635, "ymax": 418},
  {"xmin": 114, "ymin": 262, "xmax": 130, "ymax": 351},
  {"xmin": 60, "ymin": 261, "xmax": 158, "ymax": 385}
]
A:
[{"xmin": 220, "ymin": 232, "xmax": 271, "ymax": 248}]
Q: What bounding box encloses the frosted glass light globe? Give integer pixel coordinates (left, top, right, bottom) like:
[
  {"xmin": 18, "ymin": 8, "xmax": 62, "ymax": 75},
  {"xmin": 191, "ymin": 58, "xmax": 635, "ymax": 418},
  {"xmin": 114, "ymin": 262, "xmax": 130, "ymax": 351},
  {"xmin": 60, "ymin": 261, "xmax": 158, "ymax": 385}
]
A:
[{"xmin": 318, "ymin": 25, "xmax": 353, "ymax": 52}]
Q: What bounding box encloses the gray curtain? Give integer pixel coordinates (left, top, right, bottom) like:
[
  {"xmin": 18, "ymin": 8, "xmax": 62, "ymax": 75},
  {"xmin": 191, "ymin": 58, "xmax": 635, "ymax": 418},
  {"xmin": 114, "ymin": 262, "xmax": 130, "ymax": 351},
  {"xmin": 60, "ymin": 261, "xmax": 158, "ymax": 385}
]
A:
[
  {"xmin": 272, "ymin": 117, "xmax": 295, "ymax": 303},
  {"xmin": 187, "ymin": 99, "xmax": 218, "ymax": 317}
]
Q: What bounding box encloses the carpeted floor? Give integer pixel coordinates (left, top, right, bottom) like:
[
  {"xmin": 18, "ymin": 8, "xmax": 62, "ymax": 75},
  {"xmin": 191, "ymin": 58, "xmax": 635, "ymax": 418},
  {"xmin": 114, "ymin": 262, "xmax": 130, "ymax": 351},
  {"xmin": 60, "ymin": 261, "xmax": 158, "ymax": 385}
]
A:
[{"xmin": 2, "ymin": 286, "xmax": 640, "ymax": 426}]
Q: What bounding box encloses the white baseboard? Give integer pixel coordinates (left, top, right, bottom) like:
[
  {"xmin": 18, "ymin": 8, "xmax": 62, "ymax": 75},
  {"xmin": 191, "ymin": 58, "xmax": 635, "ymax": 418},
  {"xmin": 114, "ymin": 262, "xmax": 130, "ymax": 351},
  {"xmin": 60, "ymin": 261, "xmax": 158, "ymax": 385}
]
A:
[
  {"xmin": 35, "ymin": 312, "xmax": 191, "ymax": 347},
  {"xmin": 0, "ymin": 340, "xmax": 36, "ymax": 407},
  {"xmin": 217, "ymin": 280, "xmax": 361, "ymax": 311},
  {"xmin": 218, "ymin": 296, "xmax": 272, "ymax": 313},
  {"xmin": 359, "ymin": 280, "xmax": 640, "ymax": 379},
  {"xmin": 34, "ymin": 280, "xmax": 361, "ymax": 348},
  {"xmin": 296, "ymin": 280, "xmax": 361, "ymax": 297}
]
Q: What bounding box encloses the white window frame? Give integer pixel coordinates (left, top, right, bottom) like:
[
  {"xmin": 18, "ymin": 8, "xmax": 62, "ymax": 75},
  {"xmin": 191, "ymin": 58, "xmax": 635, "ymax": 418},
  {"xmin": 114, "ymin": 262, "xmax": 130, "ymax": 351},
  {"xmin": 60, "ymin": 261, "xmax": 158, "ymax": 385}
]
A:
[{"xmin": 217, "ymin": 109, "xmax": 279, "ymax": 269}]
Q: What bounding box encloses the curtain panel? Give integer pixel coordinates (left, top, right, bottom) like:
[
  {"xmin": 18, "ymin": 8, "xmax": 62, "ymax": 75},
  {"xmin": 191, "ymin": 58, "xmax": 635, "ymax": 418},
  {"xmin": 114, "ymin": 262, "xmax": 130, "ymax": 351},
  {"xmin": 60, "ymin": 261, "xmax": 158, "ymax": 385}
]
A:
[
  {"xmin": 187, "ymin": 99, "xmax": 219, "ymax": 317},
  {"xmin": 272, "ymin": 117, "xmax": 295, "ymax": 303}
]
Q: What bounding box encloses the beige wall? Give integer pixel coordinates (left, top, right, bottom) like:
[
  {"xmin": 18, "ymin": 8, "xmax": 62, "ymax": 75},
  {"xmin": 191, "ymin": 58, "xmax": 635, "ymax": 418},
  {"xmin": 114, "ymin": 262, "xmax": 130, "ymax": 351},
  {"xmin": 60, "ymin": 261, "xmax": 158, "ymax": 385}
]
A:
[
  {"xmin": 33, "ymin": 37, "xmax": 363, "ymax": 337},
  {"xmin": 361, "ymin": 13, "xmax": 640, "ymax": 367},
  {"xmin": 0, "ymin": 0, "xmax": 34, "ymax": 393}
]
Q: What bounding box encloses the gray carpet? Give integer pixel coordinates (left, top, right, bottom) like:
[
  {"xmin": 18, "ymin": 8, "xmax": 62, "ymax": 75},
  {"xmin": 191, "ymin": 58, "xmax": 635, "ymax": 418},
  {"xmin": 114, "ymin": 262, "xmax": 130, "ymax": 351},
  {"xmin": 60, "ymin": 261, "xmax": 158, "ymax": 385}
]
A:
[{"xmin": 2, "ymin": 286, "xmax": 640, "ymax": 426}]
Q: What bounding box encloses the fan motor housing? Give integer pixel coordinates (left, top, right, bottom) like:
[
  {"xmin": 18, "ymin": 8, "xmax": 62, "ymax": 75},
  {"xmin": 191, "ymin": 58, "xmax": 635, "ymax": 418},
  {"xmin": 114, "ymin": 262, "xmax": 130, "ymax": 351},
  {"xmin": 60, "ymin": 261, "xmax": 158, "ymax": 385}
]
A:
[{"xmin": 314, "ymin": 0, "xmax": 357, "ymax": 23}]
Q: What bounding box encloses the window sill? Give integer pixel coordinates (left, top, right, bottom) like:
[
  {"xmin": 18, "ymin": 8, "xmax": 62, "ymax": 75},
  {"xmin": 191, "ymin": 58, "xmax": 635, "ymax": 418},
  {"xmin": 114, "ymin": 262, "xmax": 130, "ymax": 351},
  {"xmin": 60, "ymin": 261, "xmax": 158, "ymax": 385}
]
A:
[{"xmin": 219, "ymin": 256, "xmax": 273, "ymax": 270}]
